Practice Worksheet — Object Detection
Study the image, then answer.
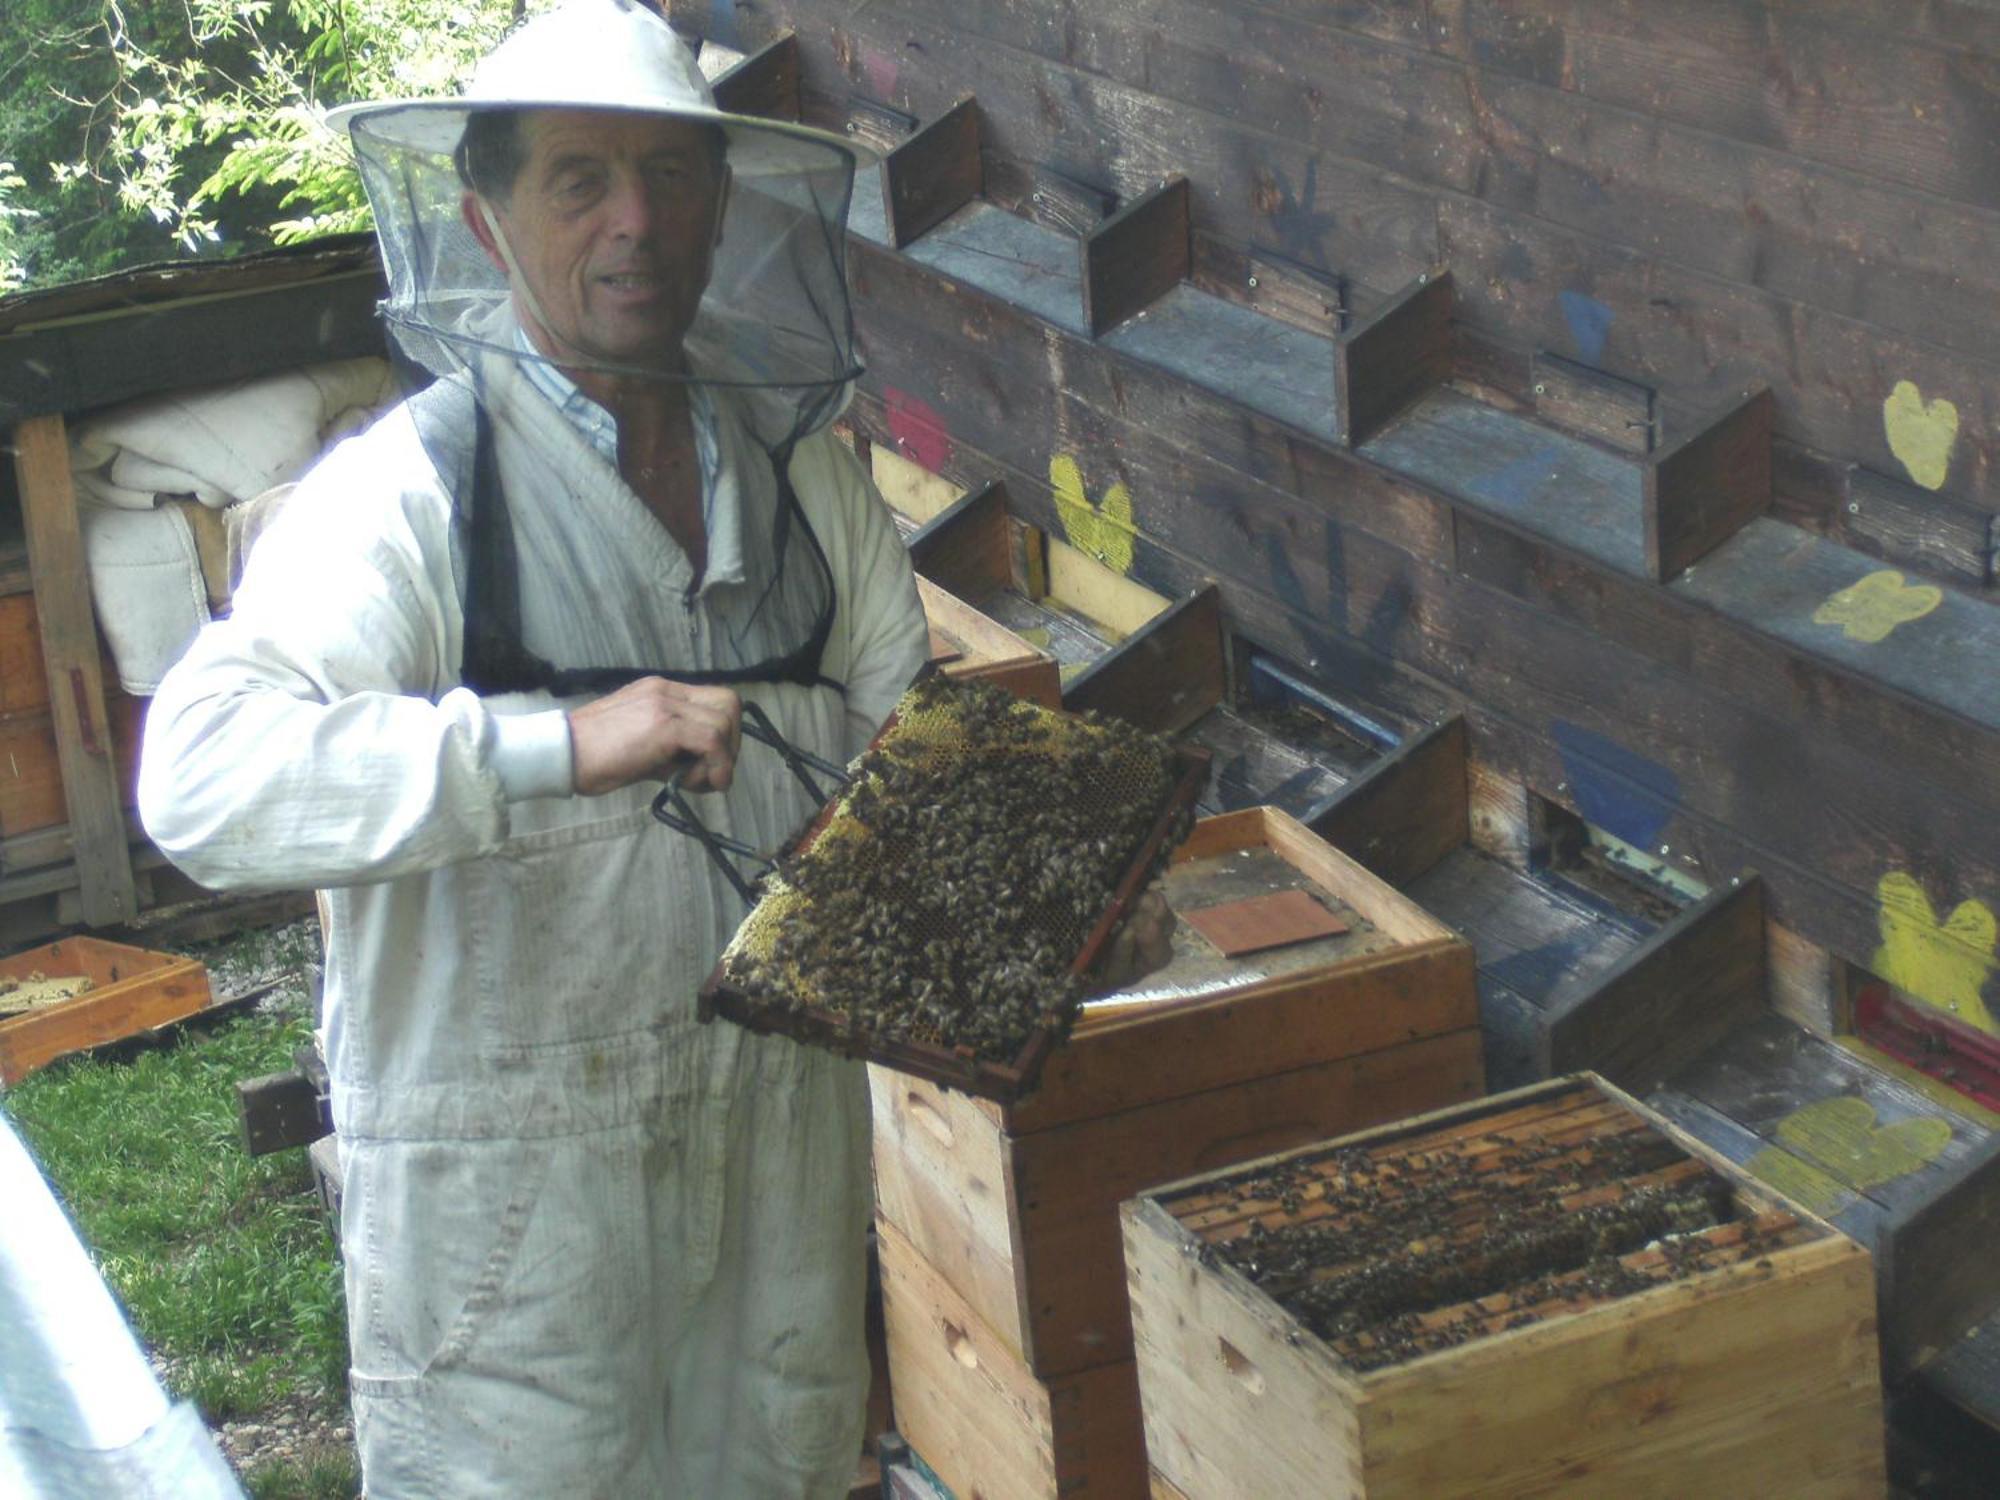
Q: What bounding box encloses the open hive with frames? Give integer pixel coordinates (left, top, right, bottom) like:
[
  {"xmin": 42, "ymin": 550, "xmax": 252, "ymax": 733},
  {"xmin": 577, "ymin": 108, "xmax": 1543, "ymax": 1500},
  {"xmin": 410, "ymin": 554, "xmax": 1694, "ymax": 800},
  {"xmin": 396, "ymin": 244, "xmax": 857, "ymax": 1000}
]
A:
[
  {"xmin": 1123, "ymin": 1073, "xmax": 1886, "ymax": 1499},
  {"xmin": 700, "ymin": 673, "xmax": 1208, "ymax": 1100}
]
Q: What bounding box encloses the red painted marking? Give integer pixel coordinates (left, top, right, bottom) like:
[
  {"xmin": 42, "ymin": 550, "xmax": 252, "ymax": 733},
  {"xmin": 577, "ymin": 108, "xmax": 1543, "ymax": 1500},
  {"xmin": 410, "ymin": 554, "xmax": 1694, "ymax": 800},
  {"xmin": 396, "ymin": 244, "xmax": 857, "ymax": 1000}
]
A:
[
  {"xmin": 885, "ymin": 387, "xmax": 953, "ymax": 474},
  {"xmin": 1855, "ymin": 980, "xmax": 2000, "ymax": 1112}
]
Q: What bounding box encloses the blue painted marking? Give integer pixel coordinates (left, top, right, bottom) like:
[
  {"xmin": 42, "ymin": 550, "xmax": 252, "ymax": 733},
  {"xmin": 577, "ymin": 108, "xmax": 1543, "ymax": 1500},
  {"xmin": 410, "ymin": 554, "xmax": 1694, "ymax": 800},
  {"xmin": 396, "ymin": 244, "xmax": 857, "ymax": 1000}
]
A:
[
  {"xmin": 1468, "ymin": 445, "xmax": 1561, "ymax": 511},
  {"xmin": 1551, "ymin": 719, "xmax": 1679, "ymax": 850},
  {"xmin": 1559, "ymin": 290, "xmax": 1614, "ymax": 365}
]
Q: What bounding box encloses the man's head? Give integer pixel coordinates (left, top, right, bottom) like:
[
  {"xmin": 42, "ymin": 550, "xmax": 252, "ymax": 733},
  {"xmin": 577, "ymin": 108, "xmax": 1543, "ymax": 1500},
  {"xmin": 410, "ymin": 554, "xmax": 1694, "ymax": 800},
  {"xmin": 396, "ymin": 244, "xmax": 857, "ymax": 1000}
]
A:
[{"xmin": 459, "ymin": 107, "xmax": 730, "ymax": 371}]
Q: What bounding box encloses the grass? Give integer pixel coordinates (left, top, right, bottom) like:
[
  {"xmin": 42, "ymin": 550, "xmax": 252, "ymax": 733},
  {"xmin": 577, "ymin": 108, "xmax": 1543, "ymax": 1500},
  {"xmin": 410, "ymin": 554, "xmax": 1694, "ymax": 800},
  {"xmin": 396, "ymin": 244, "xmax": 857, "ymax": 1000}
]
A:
[{"xmin": 3, "ymin": 920, "xmax": 356, "ymax": 1499}]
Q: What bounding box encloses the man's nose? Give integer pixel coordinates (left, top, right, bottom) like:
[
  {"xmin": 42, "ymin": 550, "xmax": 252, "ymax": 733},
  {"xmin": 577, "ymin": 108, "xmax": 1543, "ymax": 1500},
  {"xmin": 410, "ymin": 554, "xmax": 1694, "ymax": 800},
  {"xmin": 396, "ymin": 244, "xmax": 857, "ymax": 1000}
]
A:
[{"xmin": 602, "ymin": 169, "xmax": 659, "ymax": 239}]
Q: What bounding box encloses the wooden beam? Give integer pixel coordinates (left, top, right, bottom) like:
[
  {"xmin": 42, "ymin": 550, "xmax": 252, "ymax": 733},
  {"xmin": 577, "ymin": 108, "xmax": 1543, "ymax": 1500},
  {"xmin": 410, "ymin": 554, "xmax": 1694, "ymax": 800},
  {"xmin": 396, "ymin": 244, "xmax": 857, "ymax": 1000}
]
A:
[
  {"xmin": 13, "ymin": 416, "xmax": 136, "ymax": 926},
  {"xmin": 881, "ymin": 97, "xmax": 982, "ymax": 249},
  {"xmin": 1880, "ymin": 1136, "xmax": 2000, "ymax": 1378},
  {"xmin": 1081, "ymin": 176, "xmax": 1191, "ymax": 338},
  {"xmin": 840, "ymin": 94, "xmax": 918, "ymax": 154},
  {"xmin": 236, "ymin": 1068, "xmax": 331, "ymax": 1156},
  {"xmin": 1540, "ymin": 873, "xmax": 1768, "ymax": 1094},
  {"xmin": 1532, "ymin": 350, "xmax": 1656, "ymax": 455},
  {"xmin": 1310, "ymin": 715, "xmax": 1469, "ymax": 887},
  {"xmin": 1020, "ymin": 165, "xmax": 1116, "ymax": 236},
  {"xmin": 710, "ymin": 32, "xmax": 800, "ymax": 120},
  {"xmin": 1333, "ymin": 270, "xmax": 1453, "ymax": 448},
  {"xmin": 906, "ymin": 479, "xmax": 1012, "ymax": 602},
  {"xmin": 1062, "ymin": 584, "xmax": 1223, "ymax": 735},
  {"xmin": 1642, "ymin": 387, "xmax": 1775, "ymax": 581}
]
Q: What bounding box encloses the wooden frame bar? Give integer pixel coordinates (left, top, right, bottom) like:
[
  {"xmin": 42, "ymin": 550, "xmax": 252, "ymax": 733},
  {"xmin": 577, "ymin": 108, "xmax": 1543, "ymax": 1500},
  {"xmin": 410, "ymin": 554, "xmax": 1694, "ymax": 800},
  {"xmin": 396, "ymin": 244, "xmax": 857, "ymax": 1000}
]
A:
[
  {"xmin": 906, "ymin": 478, "xmax": 1012, "ymax": 601},
  {"xmin": 1642, "ymin": 386, "xmax": 1775, "ymax": 581},
  {"xmin": 1333, "ymin": 270, "xmax": 1454, "ymax": 448},
  {"xmin": 1061, "ymin": 584, "xmax": 1223, "ymax": 735},
  {"xmin": 1309, "ymin": 715, "xmax": 1469, "ymax": 888},
  {"xmin": 1538, "ymin": 872, "xmax": 1768, "ymax": 1094},
  {"xmin": 881, "ymin": 97, "xmax": 982, "ymax": 248},
  {"xmin": 1082, "ymin": 176, "xmax": 1191, "ymax": 337}
]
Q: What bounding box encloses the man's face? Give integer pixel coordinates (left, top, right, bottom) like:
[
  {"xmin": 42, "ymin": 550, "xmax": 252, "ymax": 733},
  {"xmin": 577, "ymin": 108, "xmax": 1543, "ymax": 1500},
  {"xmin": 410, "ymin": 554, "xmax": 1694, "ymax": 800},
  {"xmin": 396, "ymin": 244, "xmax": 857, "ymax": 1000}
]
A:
[{"xmin": 469, "ymin": 109, "xmax": 727, "ymax": 368}]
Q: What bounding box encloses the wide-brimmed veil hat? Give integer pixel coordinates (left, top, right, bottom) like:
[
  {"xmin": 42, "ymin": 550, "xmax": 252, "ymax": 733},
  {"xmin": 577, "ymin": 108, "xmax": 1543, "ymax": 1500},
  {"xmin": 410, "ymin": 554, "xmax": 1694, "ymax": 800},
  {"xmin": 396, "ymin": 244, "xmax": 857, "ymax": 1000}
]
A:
[
  {"xmin": 331, "ymin": 0, "xmax": 867, "ymax": 421},
  {"xmin": 333, "ymin": 0, "xmax": 866, "ymax": 695}
]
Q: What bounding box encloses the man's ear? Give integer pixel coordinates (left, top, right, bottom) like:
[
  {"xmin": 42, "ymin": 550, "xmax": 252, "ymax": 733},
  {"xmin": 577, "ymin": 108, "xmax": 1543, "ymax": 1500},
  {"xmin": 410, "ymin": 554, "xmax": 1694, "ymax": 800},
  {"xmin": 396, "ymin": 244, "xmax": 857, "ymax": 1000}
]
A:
[{"xmin": 462, "ymin": 193, "xmax": 508, "ymax": 274}]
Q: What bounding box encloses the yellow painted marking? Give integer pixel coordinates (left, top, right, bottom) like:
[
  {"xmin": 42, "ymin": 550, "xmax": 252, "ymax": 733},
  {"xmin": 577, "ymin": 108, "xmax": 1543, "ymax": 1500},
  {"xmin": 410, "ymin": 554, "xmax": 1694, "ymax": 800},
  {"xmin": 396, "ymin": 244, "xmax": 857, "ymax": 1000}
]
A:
[
  {"xmin": 1882, "ymin": 378, "xmax": 1960, "ymax": 491},
  {"xmin": 1749, "ymin": 1093, "xmax": 1955, "ymax": 1217},
  {"xmin": 1875, "ymin": 872, "xmax": 1999, "ymax": 1035},
  {"xmin": 1745, "ymin": 1146, "xmax": 1855, "ymax": 1219},
  {"xmin": 1049, "ymin": 453, "xmax": 1136, "ymax": 575},
  {"xmin": 1014, "ymin": 625, "xmax": 1053, "ymax": 649},
  {"xmin": 1810, "ymin": 570, "xmax": 1942, "ymax": 643},
  {"xmin": 1057, "ymin": 660, "xmax": 1088, "ymax": 686}
]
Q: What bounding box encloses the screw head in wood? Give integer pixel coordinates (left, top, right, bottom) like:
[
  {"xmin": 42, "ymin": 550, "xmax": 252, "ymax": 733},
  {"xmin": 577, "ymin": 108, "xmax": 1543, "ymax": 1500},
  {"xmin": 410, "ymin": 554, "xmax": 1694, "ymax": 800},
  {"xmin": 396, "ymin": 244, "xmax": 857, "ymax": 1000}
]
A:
[{"xmin": 1247, "ymin": 275, "xmax": 1259, "ymax": 289}]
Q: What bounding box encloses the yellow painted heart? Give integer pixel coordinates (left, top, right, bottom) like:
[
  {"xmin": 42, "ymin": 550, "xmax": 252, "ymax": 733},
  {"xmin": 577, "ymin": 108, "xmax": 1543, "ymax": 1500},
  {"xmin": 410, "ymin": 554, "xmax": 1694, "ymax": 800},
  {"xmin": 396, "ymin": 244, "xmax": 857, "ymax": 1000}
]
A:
[
  {"xmin": 1811, "ymin": 569, "xmax": 1942, "ymax": 644},
  {"xmin": 1875, "ymin": 871, "xmax": 1998, "ymax": 1035},
  {"xmin": 1883, "ymin": 379, "xmax": 1959, "ymax": 491},
  {"xmin": 1750, "ymin": 1095, "xmax": 1953, "ymax": 1217},
  {"xmin": 1050, "ymin": 453, "xmax": 1136, "ymax": 575}
]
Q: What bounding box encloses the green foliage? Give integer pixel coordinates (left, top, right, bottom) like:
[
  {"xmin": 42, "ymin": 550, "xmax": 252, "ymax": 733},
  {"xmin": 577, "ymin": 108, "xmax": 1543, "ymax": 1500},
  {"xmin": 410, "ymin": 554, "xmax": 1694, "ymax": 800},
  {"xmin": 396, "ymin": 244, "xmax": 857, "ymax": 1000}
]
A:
[
  {"xmin": 5, "ymin": 994, "xmax": 349, "ymax": 1410},
  {"xmin": 1, "ymin": 0, "xmax": 555, "ymax": 288}
]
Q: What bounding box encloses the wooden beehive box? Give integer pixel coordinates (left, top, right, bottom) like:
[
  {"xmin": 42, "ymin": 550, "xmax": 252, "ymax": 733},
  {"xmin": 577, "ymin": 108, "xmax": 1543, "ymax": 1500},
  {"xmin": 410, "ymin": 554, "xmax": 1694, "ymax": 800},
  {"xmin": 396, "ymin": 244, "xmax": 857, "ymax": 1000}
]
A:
[
  {"xmin": 0, "ymin": 936, "xmax": 211, "ymax": 1085},
  {"xmin": 871, "ymin": 803, "xmax": 1482, "ymax": 1394},
  {"xmin": 918, "ymin": 576, "xmax": 1062, "ymax": 708},
  {"xmin": 1124, "ymin": 1074, "xmax": 1887, "ymax": 1500}
]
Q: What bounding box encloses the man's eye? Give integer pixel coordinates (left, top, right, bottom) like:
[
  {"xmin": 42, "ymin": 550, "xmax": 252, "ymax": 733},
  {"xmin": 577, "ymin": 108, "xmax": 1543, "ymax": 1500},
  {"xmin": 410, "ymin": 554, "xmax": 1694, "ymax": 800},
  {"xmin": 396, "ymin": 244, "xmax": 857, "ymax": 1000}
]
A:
[{"xmin": 555, "ymin": 174, "xmax": 603, "ymax": 202}]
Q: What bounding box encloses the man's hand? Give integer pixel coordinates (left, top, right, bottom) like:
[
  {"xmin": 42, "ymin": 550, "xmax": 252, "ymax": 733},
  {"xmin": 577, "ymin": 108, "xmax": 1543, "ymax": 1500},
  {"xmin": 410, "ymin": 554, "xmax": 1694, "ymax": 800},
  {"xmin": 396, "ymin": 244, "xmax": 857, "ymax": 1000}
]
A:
[
  {"xmin": 1094, "ymin": 887, "xmax": 1177, "ymax": 992},
  {"xmin": 566, "ymin": 678, "xmax": 742, "ymax": 795}
]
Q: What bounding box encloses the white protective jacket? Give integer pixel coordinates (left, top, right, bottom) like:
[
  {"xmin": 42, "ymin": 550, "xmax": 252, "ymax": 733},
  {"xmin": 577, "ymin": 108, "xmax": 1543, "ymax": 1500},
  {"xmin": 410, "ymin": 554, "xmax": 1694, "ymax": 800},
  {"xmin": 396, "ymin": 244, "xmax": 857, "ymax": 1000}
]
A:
[{"xmin": 139, "ymin": 351, "xmax": 927, "ymax": 1497}]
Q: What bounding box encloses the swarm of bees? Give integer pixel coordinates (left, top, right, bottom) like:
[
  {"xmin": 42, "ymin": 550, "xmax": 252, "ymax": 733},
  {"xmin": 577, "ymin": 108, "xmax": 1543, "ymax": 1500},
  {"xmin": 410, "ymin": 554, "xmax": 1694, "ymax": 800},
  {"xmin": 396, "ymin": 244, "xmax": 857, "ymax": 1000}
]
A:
[{"xmin": 719, "ymin": 674, "xmax": 1193, "ymax": 1065}]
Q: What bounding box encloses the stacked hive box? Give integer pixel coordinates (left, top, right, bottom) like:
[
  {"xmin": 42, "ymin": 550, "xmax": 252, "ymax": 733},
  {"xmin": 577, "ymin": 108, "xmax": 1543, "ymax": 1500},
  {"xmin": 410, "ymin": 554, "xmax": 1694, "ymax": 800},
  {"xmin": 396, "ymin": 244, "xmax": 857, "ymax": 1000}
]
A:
[
  {"xmin": 1124, "ymin": 1075, "xmax": 1886, "ymax": 1499},
  {"xmin": 871, "ymin": 805, "xmax": 1484, "ymax": 1498}
]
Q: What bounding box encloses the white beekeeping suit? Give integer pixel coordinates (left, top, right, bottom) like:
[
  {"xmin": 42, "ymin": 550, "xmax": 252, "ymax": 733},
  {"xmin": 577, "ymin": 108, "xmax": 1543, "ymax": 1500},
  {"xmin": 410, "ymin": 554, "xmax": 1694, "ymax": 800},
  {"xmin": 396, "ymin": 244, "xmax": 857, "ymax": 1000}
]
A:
[{"xmin": 139, "ymin": 2, "xmax": 926, "ymax": 1494}]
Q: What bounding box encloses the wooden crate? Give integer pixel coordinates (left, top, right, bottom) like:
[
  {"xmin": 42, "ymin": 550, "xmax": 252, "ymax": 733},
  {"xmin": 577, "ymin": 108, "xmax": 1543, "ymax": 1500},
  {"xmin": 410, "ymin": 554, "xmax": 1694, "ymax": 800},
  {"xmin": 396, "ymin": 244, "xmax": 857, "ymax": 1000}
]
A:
[
  {"xmin": 870, "ymin": 804, "xmax": 1482, "ymax": 1382},
  {"xmin": 0, "ymin": 936, "xmax": 211, "ymax": 1085},
  {"xmin": 1123, "ymin": 1075, "xmax": 1887, "ymax": 1499},
  {"xmin": 879, "ymin": 1217, "xmax": 1150, "ymax": 1500},
  {"xmin": 919, "ymin": 576, "xmax": 1062, "ymax": 708}
]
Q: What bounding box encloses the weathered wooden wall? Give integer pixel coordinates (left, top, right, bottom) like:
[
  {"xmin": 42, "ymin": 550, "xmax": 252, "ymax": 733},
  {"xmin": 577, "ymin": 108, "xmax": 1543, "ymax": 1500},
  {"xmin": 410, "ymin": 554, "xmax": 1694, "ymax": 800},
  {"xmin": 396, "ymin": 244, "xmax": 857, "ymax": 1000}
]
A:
[{"xmin": 679, "ymin": 0, "xmax": 2000, "ymax": 1033}]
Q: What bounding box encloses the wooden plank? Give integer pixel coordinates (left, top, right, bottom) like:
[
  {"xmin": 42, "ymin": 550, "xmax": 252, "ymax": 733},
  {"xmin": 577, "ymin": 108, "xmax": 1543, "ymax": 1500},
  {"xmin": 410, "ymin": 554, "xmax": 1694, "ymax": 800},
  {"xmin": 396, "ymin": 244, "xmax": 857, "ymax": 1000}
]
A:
[
  {"xmin": 1540, "ymin": 873, "xmax": 1768, "ymax": 1094},
  {"xmin": 1845, "ymin": 465, "xmax": 1997, "ymax": 590},
  {"xmin": 0, "ymin": 273, "xmax": 385, "ymax": 427},
  {"xmin": 1309, "ymin": 716, "xmax": 1469, "ymax": 888},
  {"xmin": 1082, "ymin": 175, "xmax": 1191, "ymax": 337},
  {"xmin": 1643, "ymin": 388, "xmax": 1775, "ymax": 581},
  {"xmin": 236, "ymin": 1068, "xmax": 330, "ymax": 1156},
  {"xmin": 877, "ymin": 1217, "xmax": 1149, "ymax": 1500},
  {"xmin": 880, "ymin": 96, "xmax": 982, "ymax": 249},
  {"xmin": 906, "ymin": 479, "xmax": 1013, "ymax": 601},
  {"xmin": 916, "ymin": 578, "xmax": 1061, "ymax": 708},
  {"xmin": 1061, "ymin": 585, "xmax": 1223, "ymax": 736},
  {"xmin": 1190, "ymin": 237, "xmax": 1348, "ymax": 339},
  {"xmin": 839, "ymin": 94, "xmax": 917, "ymax": 154},
  {"xmin": 709, "ymin": 32, "xmax": 801, "ymax": 120},
  {"xmin": 13, "ymin": 416, "xmax": 136, "ymax": 925},
  {"xmin": 1532, "ymin": 350, "xmax": 1657, "ymax": 455},
  {"xmin": 1334, "ymin": 272, "xmax": 1452, "ymax": 448},
  {"xmin": 1878, "ymin": 1134, "xmax": 2000, "ymax": 1374}
]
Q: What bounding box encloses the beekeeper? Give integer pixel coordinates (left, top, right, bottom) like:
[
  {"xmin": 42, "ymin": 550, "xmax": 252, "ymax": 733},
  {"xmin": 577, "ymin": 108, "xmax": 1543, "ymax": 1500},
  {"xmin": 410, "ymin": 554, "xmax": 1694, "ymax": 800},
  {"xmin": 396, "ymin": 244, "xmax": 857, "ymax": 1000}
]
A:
[{"xmin": 138, "ymin": 0, "xmax": 927, "ymax": 1493}]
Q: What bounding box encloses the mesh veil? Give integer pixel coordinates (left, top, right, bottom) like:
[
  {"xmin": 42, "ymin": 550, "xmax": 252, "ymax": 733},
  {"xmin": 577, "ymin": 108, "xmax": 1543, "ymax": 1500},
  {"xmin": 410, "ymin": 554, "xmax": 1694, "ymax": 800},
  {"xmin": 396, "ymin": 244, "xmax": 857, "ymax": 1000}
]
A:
[{"xmin": 348, "ymin": 96, "xmax": 863, "ymax": 692}]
